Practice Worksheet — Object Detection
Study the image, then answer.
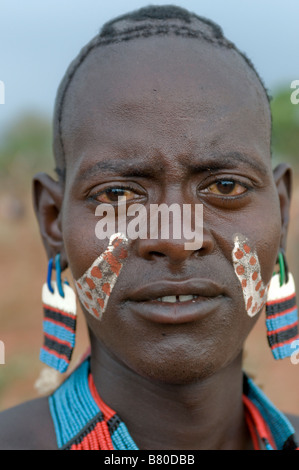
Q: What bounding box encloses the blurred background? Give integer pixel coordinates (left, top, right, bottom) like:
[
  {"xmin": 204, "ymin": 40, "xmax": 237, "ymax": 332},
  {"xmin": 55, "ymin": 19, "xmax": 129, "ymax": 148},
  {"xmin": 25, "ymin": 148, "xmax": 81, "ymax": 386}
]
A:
[{"xmin": 0, "ymin": 0, "xmax": 299, "ymax": 414}]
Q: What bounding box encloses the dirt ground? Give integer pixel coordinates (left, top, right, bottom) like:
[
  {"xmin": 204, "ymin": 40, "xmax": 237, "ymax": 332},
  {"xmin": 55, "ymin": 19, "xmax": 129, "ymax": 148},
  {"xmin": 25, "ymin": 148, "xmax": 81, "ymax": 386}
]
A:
[{"xmin": 0, "ymin": 179, "xmax": 299, "ymax": 415}]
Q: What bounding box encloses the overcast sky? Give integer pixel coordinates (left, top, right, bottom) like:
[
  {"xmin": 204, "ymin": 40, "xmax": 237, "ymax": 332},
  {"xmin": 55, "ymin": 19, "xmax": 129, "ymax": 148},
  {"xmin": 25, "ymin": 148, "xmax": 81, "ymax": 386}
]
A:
[{"xmin": 0, "ymin": 0, "xmax": 298, "ymax": 134}]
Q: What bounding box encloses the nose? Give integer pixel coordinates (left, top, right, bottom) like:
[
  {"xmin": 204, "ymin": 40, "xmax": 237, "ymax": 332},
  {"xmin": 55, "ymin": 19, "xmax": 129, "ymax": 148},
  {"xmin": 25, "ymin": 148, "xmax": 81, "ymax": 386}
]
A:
[
  {"xmin": 127, "ymin": 194, "xmax": 214, "ymax": 264},
  {"xmin": 136, "ymin": 228, "xmax": 214, "ymax": 264}
]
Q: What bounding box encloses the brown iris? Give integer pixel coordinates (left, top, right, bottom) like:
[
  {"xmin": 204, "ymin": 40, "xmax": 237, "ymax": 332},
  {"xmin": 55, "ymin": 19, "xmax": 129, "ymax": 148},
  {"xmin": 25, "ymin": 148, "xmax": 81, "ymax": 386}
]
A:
[
  {"xmin": 207, "ymin": 180, "xmax": 246, "ymax": 196},
  {"xmin": 97, "ymin": 188, "xmax": 136, "ymax": 203}
]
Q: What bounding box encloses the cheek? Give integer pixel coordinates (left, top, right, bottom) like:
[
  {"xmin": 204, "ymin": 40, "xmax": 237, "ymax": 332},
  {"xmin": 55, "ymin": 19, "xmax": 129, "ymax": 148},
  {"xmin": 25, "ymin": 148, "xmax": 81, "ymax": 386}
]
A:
[
  {"xmin": 62, "ymin": 197, "xmax": 103, "ymax": 279},
  {"xmin": 74, "ymin": 232, "xmax": 129, "ymax": 320},
  {"xmin": 232, "ymin": 233, "xmax": 272, "ymax": 317}
]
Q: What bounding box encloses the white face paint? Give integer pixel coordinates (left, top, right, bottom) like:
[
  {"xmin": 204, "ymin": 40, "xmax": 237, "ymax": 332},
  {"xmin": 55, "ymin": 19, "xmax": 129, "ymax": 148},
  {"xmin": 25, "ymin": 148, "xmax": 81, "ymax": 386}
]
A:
[
  {"xmin": 232, "ymin": 233, "xmax": 269, "ymax": 317},
  {"xmin": 75, "ymin": 233, "xmax": 129, "ymax": 320}
]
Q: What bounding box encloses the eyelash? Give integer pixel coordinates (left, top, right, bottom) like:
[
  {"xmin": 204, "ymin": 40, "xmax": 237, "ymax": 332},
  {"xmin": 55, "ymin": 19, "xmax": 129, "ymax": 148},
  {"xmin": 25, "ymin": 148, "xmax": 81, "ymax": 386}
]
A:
[{"xmin": 89, "ymin": 184, "xmax": 142, "ymax": 202}]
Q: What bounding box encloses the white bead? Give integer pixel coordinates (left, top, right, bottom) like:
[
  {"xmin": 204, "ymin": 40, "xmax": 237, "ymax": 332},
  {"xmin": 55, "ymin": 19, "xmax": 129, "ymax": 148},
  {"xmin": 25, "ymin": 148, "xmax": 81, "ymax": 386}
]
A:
[
  {"xmin": 42, "ymin": 281, "xmax": 77, "ymax": 315},
  {"xmin": 267, "ymin": 273, "xmax": 296, "ymax": 302}
]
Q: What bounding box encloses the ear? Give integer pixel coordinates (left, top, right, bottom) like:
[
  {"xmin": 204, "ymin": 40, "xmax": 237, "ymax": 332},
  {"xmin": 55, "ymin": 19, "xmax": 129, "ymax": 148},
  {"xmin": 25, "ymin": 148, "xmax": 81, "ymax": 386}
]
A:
[
  {"xmin": 273, "ymin": 163, "xmax": 292, "ymax": 252},
  {"xmin": 33, "ymin": 172, "xmax": 68, "ymax": 270}
]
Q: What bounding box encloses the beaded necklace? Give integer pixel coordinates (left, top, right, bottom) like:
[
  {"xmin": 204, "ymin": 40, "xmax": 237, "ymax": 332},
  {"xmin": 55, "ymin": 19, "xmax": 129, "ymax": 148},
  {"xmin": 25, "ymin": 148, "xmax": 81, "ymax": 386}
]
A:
[{"xmin": 49, "ymin": 358, "xmax": 298, "ymax": 450}]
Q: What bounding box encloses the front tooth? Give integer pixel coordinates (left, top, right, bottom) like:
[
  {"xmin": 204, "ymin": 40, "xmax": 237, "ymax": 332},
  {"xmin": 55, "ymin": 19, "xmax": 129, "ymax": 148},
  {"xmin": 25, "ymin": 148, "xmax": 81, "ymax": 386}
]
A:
[
  {"xmin": 178, "ymin": 295, "xmax": 193, "ymax": 302},
  {"xmin": 161, "ymin": 295, "xmax": 177, "ymax": 303}
]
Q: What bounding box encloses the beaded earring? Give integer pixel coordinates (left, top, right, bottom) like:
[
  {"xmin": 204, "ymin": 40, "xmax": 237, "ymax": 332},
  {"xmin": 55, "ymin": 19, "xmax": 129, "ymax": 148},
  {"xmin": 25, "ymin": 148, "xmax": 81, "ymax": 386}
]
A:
[
  {"xmin": 39, "ymin": 254, "xmax": 77, "ymax": 373},
  {"xmin": 265, "ymin": 251, "xmax": 299, "ymax": 360}
]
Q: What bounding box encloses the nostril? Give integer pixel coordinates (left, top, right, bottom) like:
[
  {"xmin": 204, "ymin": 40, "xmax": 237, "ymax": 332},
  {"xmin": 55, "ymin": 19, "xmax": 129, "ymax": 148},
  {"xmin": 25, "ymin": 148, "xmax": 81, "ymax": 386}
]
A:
[{"xmin": 149, "ymin": 251, "xmax": 166, "ymax": 258}]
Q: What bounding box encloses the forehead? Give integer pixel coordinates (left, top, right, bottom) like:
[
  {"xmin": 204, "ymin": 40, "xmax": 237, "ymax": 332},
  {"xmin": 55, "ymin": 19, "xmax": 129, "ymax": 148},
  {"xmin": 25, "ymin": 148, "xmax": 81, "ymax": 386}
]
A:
[{"xmin": 61, "ymin": 36, "xmax": 271, "ymax": 170}]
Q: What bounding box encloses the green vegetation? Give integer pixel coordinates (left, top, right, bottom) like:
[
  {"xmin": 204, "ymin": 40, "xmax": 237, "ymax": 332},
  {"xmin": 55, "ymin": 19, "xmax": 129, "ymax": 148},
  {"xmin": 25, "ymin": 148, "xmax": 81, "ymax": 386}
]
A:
[{"xmin": 0, "ymin": 113, "xmax": 54, "ymax": 186}]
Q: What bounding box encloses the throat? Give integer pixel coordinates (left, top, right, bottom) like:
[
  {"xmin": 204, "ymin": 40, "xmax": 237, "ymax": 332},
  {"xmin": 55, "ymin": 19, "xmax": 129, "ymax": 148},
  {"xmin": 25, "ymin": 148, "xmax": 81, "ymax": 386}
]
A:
[{"xmin": 89, "ymin": 344, "xmax": 250, "ymax": 450}]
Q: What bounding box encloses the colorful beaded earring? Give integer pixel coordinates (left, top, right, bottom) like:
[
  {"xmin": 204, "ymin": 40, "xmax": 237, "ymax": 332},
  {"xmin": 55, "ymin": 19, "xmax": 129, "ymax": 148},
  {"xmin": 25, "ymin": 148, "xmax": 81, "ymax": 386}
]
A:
[
  {"xmin": 265, "ymin": 251, "xmax": 299, "ymax": 359},
  {"xmin": 39, "ymin": 254, "xmax": 77, "ymax": 373}
]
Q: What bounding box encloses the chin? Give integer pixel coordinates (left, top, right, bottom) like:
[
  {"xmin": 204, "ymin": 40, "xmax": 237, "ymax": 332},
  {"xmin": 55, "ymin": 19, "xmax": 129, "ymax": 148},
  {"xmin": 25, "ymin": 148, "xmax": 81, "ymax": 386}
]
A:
[{"xmin": 124, "ymin": 350, "xmax": 224, "ymax": 385}]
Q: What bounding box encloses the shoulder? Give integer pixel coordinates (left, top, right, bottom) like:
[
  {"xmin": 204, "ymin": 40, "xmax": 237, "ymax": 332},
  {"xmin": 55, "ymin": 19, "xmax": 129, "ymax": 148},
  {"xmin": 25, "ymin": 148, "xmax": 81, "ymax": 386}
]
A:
[{"xmin": 0, "ymin": 396, "xmax": 57, "ymax": 450}]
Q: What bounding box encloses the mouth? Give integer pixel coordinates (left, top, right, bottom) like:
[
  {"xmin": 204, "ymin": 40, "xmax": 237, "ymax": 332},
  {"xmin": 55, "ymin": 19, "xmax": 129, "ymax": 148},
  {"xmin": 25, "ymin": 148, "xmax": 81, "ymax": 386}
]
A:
[
  {"xmin": 127, "ymin": 279, "xmax": 225, "ymax": 324},
  {"xmin": 155, "ymin": 294, "xmax": 199, "ymax": 303}
]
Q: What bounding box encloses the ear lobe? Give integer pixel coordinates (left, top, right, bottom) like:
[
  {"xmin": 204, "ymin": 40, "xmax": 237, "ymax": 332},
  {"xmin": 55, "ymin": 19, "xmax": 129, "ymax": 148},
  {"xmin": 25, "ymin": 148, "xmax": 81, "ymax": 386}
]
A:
[
  {"xmin": 33, "ymin": 172, "xmax": 67, "ymax": 269},
  {"xmin": 273, "ymin": 163, "xmax": 292, "ymax": 252}
]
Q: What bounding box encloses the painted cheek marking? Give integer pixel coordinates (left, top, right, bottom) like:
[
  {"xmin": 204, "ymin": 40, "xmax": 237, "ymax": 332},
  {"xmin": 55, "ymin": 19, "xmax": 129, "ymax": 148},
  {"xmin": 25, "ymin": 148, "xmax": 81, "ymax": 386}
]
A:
[
  {"xmin": 75, "ymin": 232, "xmax": 129, "ymax": 320},
  {"xmin": 232, "ymin": 234, "xmax": 270, "ymax": 318}
]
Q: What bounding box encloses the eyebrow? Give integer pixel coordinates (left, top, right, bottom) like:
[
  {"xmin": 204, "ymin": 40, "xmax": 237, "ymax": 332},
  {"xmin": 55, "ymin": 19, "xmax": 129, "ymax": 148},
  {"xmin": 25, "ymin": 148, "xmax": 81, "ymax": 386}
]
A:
[
  {"xmin": 185, "ymin": 152, "xmax": 268, "ymax": 176},
  {"xmin": 75, "ymin": 159, "xmax": 157, "ymax": 183},
  {"xmin": 75, "ymin": 151, "xmax": 267, "ymax": 183}
]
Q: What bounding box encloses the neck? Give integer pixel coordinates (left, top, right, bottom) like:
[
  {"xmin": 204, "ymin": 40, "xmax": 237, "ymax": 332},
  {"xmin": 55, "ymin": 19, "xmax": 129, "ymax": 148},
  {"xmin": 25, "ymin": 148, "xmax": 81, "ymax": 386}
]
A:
[{"xmin": 89, "ymin": 336, "xmax": 252, "ymax": 450}]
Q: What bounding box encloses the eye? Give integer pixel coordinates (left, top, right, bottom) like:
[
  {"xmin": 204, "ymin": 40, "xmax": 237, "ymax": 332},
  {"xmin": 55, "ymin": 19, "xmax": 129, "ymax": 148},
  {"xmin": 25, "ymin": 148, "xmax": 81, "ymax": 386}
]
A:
[
  {"xmin": 93, "ymin": 186, "xmax": 139, "ymax": 204},
  {"xmin": 203, "ymin": 179, "xmax": 248, "ymax": 196}
]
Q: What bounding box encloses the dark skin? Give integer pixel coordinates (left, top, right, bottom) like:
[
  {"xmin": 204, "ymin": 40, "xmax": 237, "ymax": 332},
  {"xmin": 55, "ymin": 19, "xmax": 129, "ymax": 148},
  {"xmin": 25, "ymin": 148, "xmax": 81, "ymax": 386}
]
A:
[{"xmin": 0, "ymin": 36, "xmax": 298, "ymax": 450}]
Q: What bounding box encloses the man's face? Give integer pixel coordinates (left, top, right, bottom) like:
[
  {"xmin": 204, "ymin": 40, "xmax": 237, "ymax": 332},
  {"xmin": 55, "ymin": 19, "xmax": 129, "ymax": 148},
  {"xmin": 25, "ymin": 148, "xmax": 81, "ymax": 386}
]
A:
[{"xmin": 60, "ymin": 37, "xmax": 282, "ymax": 383}]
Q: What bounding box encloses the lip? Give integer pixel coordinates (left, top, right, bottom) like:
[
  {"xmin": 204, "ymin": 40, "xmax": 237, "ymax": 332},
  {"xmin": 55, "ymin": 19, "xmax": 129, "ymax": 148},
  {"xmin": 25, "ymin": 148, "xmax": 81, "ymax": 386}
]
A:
[
  {"xmin": 128, "ymin": 278, "xmax": 224, "ymax": 301},
  {"xmin": 127, "ymin": 279, "xmax": 225, "ymax": 324}
]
